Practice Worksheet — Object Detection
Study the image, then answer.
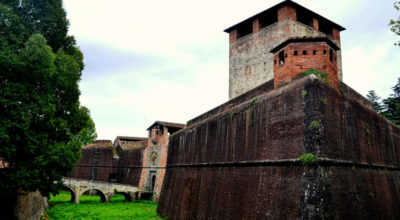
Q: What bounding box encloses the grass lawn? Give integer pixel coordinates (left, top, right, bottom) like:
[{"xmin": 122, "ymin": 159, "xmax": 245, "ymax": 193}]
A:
[{"xmin": 44, "ymin": 191, "xmax": 164, "ymax": 220}]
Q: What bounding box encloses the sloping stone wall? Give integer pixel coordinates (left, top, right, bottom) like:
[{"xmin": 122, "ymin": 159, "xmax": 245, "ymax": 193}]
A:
[
  {"xmin": 118, "ymin": 148, "xmax": 145, "ymax": 186},
  {"xmin": 157, "ymin": 76, "xmax": 400, "ymax": 219},
  {"xmin": 69, "ymin": 147, "xmax": 115, "ymax": 182},
  {"xmin": 69, "ymin": 144, "xmax": 144, "ymax": 186}
]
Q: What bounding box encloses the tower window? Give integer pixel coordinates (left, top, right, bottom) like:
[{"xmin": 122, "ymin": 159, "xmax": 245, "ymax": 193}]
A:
[
  {"xmin": 279, "ymin": 51, "xmax": 285, "ymax": 65},
  {"xmin": 294, "ymin": 51, "xmax": 298, "ymax": 56},
  {"xmin": 236, "ymin": 22, "xmax": 253, "ymax": 39},
  {"xmin": 303, "ymin": 50, "xmax": 307, "ymax": 55},
  {"xmin": 313, "ymin": 50, "xmax": 317, "ymax": 55},
  {"xmin": 329, "ymin": 49, "xmax": 334, "ymax": 63},
  {"xmin": 323, "ymin": 50, "xmax": 327, "ymax": 55}
]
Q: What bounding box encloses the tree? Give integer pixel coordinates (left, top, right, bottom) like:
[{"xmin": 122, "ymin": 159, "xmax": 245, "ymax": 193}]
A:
[
  {"xmin": 367, "ymin": 79, "xmax": 400, "ymax": 126},
  {"xmin": 0, "ymin": 0, "xmax": 96, "ymax": 200},
  {"xmin": 381, "ymin": 78, "xmax": 400, "ymax": 125},
  {"xmin": 390, "ymin": 1, "xmax": 400, "ymax": 45},
  {"xmin": 367, "ymin": 90, "xmax": 384, "ymax": 113}
]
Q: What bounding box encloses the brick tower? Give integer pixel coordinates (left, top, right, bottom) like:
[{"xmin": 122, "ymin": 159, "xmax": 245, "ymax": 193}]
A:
[
  {"xmin": 225, "ymin": 0, "xmax": 345, "ymax": 98},
  {"xmin": 271, "ymin": 38, "xmax": 340, "ymax": 88}
]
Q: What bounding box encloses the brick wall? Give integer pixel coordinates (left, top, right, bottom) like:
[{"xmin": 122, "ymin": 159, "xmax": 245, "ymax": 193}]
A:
[
  {"xmin": 157, "ymin": 76, "xmax": 400, "ymax": 219},
  {"xmin": 118, "ymin": 148, "xmax": 145, "ymax": 185},
  {"xmin": 273, "ymin": 41, "xmax": 338, "ymax": 88},
  {"xmin": 69, "ymin": 141, "xmax": 144, "ymax": 186},
  {"xmin": 69, "ymin": 146, "xmax": 114, "ymax": 182}
]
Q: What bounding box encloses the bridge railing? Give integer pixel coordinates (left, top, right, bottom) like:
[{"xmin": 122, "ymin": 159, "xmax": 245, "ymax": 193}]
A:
[{"xmin": 62, "ymin": 177, "xmax": 138, "ymax": 188}]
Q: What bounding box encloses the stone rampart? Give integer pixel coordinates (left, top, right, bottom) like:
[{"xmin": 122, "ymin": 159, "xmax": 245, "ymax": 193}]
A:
[
  {"xmin": 157, "ymin": 75, "xmax": 400, "ymax": 219},
  {"xmin": 118, "ymin": 148, "xmax": 145, "ymax": 186}
]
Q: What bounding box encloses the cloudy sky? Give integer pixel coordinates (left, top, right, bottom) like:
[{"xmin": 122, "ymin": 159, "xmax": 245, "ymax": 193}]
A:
[{"xmin": 63, "ymin": 0, "xmax": 400, "ymax": 140}]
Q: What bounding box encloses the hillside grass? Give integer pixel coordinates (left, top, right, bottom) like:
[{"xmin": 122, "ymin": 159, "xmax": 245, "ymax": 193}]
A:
[{"xmin": 44, "ymin": 191, "xmax": 164, "ymax": 220}]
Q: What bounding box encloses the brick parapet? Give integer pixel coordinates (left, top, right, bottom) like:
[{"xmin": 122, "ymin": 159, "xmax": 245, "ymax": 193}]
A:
[{"xmin": 273, "ymin": 41, "xmax": 338, "ymax": 88}]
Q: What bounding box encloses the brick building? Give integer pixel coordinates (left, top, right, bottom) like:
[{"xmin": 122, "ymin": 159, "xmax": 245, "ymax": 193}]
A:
[
  {"xmin": 225, "ymin": 0, "xmax": 345, "ymax": 98},
  {"xmin": 138, "ymin": 121, "xmax": 185, "ymax": 200}
]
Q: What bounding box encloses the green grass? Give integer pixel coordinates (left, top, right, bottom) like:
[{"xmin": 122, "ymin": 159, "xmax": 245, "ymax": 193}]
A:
[
  {"xmin": 298, "ymin": 153, "xmax": 318, "ymax": 166},
  {"xmin": 44, "ymin": 191, "xmax": 164, "ymax": 220}
]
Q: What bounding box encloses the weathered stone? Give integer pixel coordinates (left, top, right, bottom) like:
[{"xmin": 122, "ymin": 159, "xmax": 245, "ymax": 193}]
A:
[
  {"xmin": 62, "ymin": 177, "xmax": 138, "ymax": 203},
  {"xmin": 157, "ymin": 76, "xmax": 400, "ymax": 219}
]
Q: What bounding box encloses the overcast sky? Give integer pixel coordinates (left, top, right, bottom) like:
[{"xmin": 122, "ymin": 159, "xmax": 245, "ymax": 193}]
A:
[{"xmin": 63, "ymin": 0, "xmax": 400, "ymax": 141}]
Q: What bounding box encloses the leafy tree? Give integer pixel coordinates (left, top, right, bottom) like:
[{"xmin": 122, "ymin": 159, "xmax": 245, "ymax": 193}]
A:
[
  {"xmin": 390, "ymin": 1, "xmax": 400, "ymax": 45},
  {"xmin": 0, "ymin": 0, "xmax": 96, "ymax": 201}
]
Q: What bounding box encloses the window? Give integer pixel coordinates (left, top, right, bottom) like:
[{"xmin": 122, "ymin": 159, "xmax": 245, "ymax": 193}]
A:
[
  {"xmin": 260, "ymin": 10, "xmax": 278, "ymax": 28},
  {"xmin": 313, "ymin": 50, "xmax": 317, "ymax": 55},
  {"xmin": 294, "ymin": 51, "xmax": 298, "ymax": 56},
  {"xmin": 329, "ymin": 49, "xmax": 334, "ymax": 63},
  {"xmin": 303, "ymin": 50, "xmax": 307, "ymax": 55},
  {"xmin": 296, "ymin": 8, "xmax": 314, "ymax": 29},
  {"xmin": 236, "ymin": 22, "xmax": 252, "ymax": 39},
  {"xmin": 279, "ymin": 51, "xmax": 285, "ymax": 65},
  {"xmin": 323, "ymin": 50, "xmax": 327, "ymax": 55},
  {"xmin": 319, "ymin": 20, "xmax": 333, "ymax": 37}
]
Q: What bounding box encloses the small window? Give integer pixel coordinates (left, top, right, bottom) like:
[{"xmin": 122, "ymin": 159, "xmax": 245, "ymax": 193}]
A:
[
  {"xmin": 313, "ymin": 50, "xmax": 317, "ymax": 55},
  {"xmin": 294, "ymin": 51, "xmax": 298, "ymax": 56},
  {"xmin": 323, "ymin": 50, "xmax": 327, "ymax": 55},
  {"xmin": 303, "ymin": 50, "xmax": 307, "ymax": 55},
  {"xmin": 329, "ymin": 49, "xmax": 334, "ymax": 63},
  {"xmin": 279, "ymin": 51, "xmax": 285, "ymax": 65}
]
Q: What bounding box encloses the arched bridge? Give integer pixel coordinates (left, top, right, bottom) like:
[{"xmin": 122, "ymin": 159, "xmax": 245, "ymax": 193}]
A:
[{"xmin": 62, "ymin": 177, "xmax": 139, "ymax": 203}]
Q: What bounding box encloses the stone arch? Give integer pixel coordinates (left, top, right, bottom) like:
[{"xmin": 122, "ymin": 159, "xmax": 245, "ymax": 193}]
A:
[
  {"xmin": 112, "ymin": 192, "xmax": 133, "ymax": 202},
  {"xmin": 62, "ymin": 185, "xmax": 77, "ymax": 203},
  {"xmin": 80, "ymin": 189, "xmax": 107, "ymax": 203}
]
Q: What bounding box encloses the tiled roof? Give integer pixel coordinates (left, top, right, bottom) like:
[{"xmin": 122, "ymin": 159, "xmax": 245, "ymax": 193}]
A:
[{"xmin": 147, "ymin": 121, "xmax": 185, "ymax": 130}]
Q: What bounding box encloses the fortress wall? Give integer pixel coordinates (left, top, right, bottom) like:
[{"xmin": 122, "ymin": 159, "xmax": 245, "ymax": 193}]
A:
[
  {"xmin": 158, "ymin": 76, "xmax": 400, "ymax": 219},
  {"xmin": 316, "ymin": 80, "xmax": 400, "ymax": 165},
  {"xmin": 94, "ymin": 147, "xmax": 114, "ymax": 182},
  {"xmin": 68, "ymin": 148, "xmax": 93, "ymax": 180},
  {"xmin": 169, "ymin": 77, "xmax": 306, "ymax": 166},
  {"xmin": 118, "ymin": 148, "xmax": 145, "ymax": 186},
  {"xmin": 68, "ymin": 146, "xmax": 114, "ymax": 182},
  {"xmin": 159, "ymin": 166, "xmax": 306, "ymax": 219}
]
